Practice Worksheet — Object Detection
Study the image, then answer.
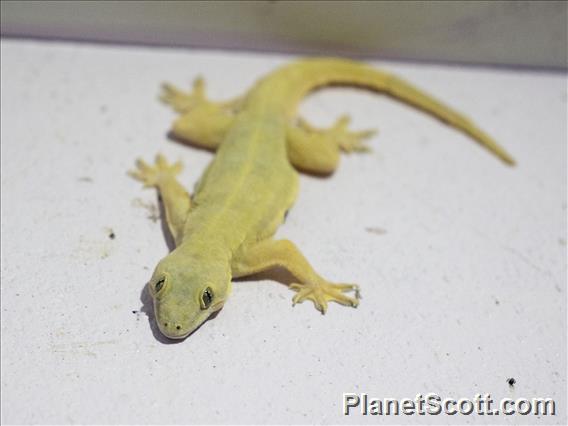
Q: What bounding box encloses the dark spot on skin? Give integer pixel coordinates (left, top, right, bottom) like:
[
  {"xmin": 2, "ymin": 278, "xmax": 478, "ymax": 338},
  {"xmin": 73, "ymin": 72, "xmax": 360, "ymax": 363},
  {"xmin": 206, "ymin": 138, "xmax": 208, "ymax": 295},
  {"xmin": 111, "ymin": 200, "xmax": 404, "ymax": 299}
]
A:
[
  {"xmin": 109, "ymin": 232, "xmax": 115, "ymax": 240},
  {"xmin": 176, "ymin": 325, "xmax": 181, "ymax": 330},
  {"xmin": 495, "ymin": 299, "xmax": 500, "ymax": 305},
  {"xmin": 507, "ymin": 377, "xmax": 516, "ymax": 387},
  {"xmin": 164, "ymin": 322, "xmax": 168, "ymax": 327}
]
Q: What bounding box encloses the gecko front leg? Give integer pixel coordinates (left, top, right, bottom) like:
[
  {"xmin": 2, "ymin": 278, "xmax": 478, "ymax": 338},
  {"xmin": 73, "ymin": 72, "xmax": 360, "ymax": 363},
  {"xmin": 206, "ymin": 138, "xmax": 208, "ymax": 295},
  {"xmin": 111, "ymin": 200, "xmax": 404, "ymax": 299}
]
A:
[
  {"xmin": 129, "ymin": 154, "xmax": 191, "ymax": 245},
  {"xmin": 232, "ymin": 239, "xmax": 360, "ymax": 314}
]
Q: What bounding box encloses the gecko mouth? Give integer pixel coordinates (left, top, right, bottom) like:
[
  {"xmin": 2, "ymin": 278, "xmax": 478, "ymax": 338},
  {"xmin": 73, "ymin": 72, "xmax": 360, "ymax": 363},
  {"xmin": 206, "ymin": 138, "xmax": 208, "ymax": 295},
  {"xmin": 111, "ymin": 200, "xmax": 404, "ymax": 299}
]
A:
[
  {"xmin": 157, "ymin": 312, "xmax": 209, "ymax": 340},
  {"xmin": 164, "ymin": 329, "xmax": 192, "ymax": 340},
  {"xmin": 158, "ymin": 321, "xmax": 194, "ymax": 340},
  {"xmin": 160, "ymin": 306, "xmax": 225, "ymax": 339}
]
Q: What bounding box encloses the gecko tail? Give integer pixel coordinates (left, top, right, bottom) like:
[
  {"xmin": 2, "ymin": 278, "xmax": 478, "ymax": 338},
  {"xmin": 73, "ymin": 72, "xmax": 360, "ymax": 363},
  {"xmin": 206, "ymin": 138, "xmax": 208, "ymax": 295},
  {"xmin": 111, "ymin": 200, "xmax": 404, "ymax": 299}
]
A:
[
  {"xmin": 272, "ymin": 59, "xmax": 516, "ymax": 166},
  {"xmin": 379, "ymin": 73, "xmax": 515, "ymax": 166}
]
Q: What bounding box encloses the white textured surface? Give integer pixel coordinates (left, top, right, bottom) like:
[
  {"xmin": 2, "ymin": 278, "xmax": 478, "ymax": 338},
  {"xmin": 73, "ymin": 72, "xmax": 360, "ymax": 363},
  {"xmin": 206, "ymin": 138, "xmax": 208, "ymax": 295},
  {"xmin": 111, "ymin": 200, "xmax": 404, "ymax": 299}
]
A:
[{"xmin": 1, "ymin": 40, "xmax": 566, "ymax": 425}]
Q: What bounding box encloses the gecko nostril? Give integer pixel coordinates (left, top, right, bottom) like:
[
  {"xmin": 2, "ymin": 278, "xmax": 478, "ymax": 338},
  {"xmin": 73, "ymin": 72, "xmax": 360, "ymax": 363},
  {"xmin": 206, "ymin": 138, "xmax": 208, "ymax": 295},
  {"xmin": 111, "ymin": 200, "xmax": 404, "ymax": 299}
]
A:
[
  {"xmin": 176, "ymin": 325, "xmax": 182, "ymax": 330},
  {"xmin": 164, "ymin": 322, "xmax": 168, "ymax": 327}
]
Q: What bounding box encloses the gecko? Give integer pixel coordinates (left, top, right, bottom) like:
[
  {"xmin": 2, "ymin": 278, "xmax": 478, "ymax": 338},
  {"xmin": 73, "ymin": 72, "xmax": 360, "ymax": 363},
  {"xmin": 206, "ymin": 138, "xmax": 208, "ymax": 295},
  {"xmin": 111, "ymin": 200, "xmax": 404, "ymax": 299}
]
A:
[{"xmin": 130, "ymin": 58, "xmax": 514, "ymax": 339}]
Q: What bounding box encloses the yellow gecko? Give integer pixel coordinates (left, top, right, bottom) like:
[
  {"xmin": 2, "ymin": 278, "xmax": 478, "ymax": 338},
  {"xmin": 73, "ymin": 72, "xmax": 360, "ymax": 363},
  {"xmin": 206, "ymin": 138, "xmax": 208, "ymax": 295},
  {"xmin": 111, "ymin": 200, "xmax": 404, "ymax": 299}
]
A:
[{"xmin": 130, "ymin": 58, "xmax": 514, "ymax": 339}]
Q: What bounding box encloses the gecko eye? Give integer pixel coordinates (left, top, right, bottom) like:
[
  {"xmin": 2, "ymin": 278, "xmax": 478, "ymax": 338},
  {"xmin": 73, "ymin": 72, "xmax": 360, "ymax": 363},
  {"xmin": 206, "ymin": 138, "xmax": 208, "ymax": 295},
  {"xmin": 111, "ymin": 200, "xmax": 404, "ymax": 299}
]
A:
[
  {"xmin": 201, "ymin": 287, "xmax": 214, "ymax": 309},
  {"xmin": 154, "ymin": 277, "xmax": 166, "ymax": 294}
]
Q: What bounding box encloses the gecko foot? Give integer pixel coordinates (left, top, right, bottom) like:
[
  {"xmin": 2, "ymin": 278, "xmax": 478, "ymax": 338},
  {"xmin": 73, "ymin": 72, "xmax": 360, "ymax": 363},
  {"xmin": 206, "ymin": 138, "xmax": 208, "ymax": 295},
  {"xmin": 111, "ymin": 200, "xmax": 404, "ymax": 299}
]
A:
[
  {"xmin": 331, "ymin": 115, "xmax": 376, "ymax": 153},
  {"xmin": 129, "ymin": 154, "xmax": 183, "ymax": 187},
  {"xmin": 290, "ymin": 281, "xmax": 360, "ymax": 314},
  {"xmin": 161, "ymin": 77, "xmax": 207, "ymax": 113}
]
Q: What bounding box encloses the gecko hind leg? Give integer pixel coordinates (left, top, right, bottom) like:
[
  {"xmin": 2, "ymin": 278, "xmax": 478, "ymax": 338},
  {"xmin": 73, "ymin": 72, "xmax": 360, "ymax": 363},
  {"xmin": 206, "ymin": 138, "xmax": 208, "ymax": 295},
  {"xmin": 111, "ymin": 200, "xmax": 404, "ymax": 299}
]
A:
[
  {"xmin": 286, "ymin": 115, "xmax": 377, "ymax": 174},
  {"xmin": 161, "ymin": 77, "xmax": 238, "ymax": 150},
  {"xmin": 299, "ymin": 115, "xmax": 377, "ymax": 153},
  {"xmin": 161, "ymin": 77, "xmax": 208, "ymax": 113},
  {"xmin": 161, "ymin": 76, "xmax": 243, "ymax": 114}
]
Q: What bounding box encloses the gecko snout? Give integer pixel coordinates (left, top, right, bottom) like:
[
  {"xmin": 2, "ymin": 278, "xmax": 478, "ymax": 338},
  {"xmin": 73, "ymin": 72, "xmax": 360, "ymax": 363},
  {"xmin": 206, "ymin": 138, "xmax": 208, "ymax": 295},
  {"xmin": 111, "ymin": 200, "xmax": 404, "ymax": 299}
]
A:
[{"xmin": 159, "ymin": 321, "xmax": 188, "ymax": 339}]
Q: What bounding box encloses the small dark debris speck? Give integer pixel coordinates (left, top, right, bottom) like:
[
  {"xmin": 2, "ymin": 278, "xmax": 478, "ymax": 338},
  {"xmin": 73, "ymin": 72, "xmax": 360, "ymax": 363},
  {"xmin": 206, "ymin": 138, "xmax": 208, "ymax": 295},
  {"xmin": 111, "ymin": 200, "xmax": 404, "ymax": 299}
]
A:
[
  {"xmin": 495, "ymin": 299, "xmax": 500, "ymax": 306},
  {"xmin": 507, "ymin": 377, "xmax": 516, "ymax": 387},
  {"xmin": 365, "ymin": 226, "xmax": 387, "ymax": 235}
]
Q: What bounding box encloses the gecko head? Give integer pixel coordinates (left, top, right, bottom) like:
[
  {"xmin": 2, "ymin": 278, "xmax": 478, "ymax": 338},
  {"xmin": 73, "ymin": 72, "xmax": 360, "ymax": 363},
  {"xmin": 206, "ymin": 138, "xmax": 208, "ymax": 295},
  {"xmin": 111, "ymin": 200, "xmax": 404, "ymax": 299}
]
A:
[{"xmin": 149, "ymin": 256, "xmax": 231, "ymax": 340}]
